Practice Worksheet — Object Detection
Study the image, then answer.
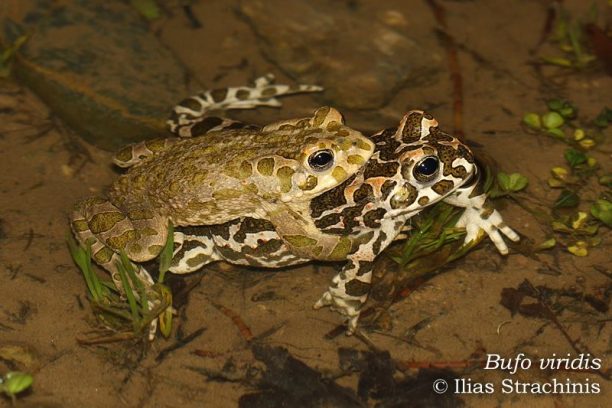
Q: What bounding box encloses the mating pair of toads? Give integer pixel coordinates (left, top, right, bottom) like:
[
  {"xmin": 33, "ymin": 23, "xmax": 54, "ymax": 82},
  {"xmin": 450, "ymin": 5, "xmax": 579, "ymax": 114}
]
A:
[{"xmin": 71, "ymin": 75, "xmax": 519, "ymax": 337}]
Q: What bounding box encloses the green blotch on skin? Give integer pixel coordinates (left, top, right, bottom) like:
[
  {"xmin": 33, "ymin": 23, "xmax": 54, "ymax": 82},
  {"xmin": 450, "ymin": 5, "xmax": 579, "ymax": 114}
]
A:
[
  {"xmin": 145, "ymin": 138, "xmax": 167, "ymax": 152},
  {"xmin": 106, "ymin": 229, "xmax": 138, "ymax": 250},
  {"xmin": 89, "ymin": 212, "xmax": 126, "ymax": 234},
  {"xmin": 128, "ymin": 209, "xmax": 154, "ymax": 220},
  {"xmin": 257, "ymin": 158, "xmax": 275, "ymax": 176},
  {"xmin": 128, "ymin": 242, "xmax": 142, "ymax": 255},
  {"xmin": 336, "ymin": 129, "xmax": 349, "ymax": 137},
  {"xmin": 277, "ymin": 166, "xmax": 295, "ymax": 193},
  {"xmin": 212, "ymin": 188, "xmax": 243, "ymax": 200},
  {"xmin": 284, "ymin": 235, "xmax": 318, "ymax": 247},
  {"xmin": 148, "ymin": 245, "xmax": 163, "ymax": 256},
  {"xmin": 326, "ymin": 121, "xmax": 341, "ymax": 131},
  {"xmin": 187, "ymin": 200, "xmax": 219, "ymax": 212},
  {"xmin": 329, "ymin": 236, "xmax": 352, "ymax": 260},
  {"xmin": 261, "ymin": 87, "xmax": 278, "ymax": 97},
  {"xmin": 114, "ymin": 146, "xmax": 133, "ymax": 163},
  {"xmin": 332, "ymin": 166, "xmax": 348, "ymax": 182},
  {"xmin": 238, "ymin": 161, "xmax": 253, "ymax": 179},
  {"xmin": 72, "ymin": 219, "xmax": 89, "ymax": 232},
  {"xmin": 312, "ymin": 106, "xmax": 331, "ymax": 127},
  {"xmin": 299, "ymin": 175, "xmax": 318, "ymax": 191},
  {"xmin": 192, "ymin": 172, "xmax": 208, "ymax": 184},
  {"xmin": 236, "ymin": 89, "xmax": 250, "ymax": 100},
  {"xmin": 140, "ymin": 227, "xmax": 159, "ymax": 236},
  {"xmin": 93, "ymin": 246, "xmax": 114, "ymax": 264},
  {"xmin": 186, "ymin": 253, "xmax": 210, "ymax": 268},
  {"xmin": 357, "ymin": 139, "xmax": 373, "ymax": 151},
  {"xmin": 347, "ymin": 155, "xmax": 365, "ymax": 165}
]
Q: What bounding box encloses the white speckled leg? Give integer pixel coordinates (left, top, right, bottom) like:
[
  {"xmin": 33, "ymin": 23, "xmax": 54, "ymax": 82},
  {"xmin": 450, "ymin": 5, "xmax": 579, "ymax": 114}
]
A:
[
  {"xmin": 444, "ymin": 185, "xmax": 520, "ymax": 255},
  {"xmin": 313, "ymin": 258, "xmax": 373, "ymax": 335},
  {"xmin": 168, "ymin": 74, "xmax": 323, "ymax": 137},
  {"xmin": 168, "ymin": 231, "xmax": 222, "ymax": 274}
]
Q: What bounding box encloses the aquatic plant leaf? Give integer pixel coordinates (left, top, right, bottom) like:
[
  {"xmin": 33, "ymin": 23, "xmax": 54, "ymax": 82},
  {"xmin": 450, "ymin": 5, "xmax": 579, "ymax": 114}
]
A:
[
  {"xmin": 497, "ymin": 172, "xmax": 528, "ymax": 193},
  {"xmin": 567, "ymin": 241, "xmax": 588, "ymax": 257},
  {"xmin": 591, "ymin": 199, "xmax": 612, "ymax": 227},
  {"xmin": 542, "ymin": 112, "xmax": 564, "ymax": 129},
  {"xmin": 593, "ymin": 107, "xmax": 611, "ymax": 128},
  {"xmin": 546, "ymin": 128, "xmax": 565, "ymax": 139},
  {"xmin": 2, "ymin": 371, "xmax": 33, "ymax": 396},
  {"xmin": 130, "ymin": 0, "xmax": 161, "ymax": 20},
  {"xmin": 535, "ymin": 238, "xmax": 556, "ymax": 251},
  {"xmin": 522, "ymin": 113, "xmax": 541, "ymax": 129},
  {"xmin": 564, "ymin": 148, "xmax": 587, "ymax": 167},
  {"xmin": 553, "ymin": 189, "xmax": 579, "ymax": 208}
]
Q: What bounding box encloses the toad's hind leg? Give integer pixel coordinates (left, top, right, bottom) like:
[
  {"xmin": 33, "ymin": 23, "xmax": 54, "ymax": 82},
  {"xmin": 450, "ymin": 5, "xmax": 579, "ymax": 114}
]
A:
[
  {"xmin": 113, "ymin": 137, "xmax": 179, "ymax": 169},
  {"xmin": 167, "ymin": 73, "xmax": 323, "ymax": 138},
  {"xmin": 168, "ymin": 231, "xmax": 222, "ymax": 274},
  {"xmin": 71, "ymin": 197, "xmax": 169, "ymax": 289}
]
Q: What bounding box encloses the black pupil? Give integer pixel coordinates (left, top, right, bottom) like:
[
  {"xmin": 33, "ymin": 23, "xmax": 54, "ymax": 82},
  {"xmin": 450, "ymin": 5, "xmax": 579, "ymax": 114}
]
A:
[
  {"xmin": 309, "ymin": 150, "xmax": 334, "ymax": 169},
  {"xmin": 417, "ymin": 157, "xmax": 439, "ymax": 176}
]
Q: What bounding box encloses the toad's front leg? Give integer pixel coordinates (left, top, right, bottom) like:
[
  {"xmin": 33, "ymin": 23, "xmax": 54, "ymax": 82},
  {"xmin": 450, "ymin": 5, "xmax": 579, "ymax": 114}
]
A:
[
  {"xmin": 444, "ymin": 179, "xmax": 520, "ymax": 254},
  {"xmin": 313, "ymin": 257, "xmax": 374, "ymax": 334}
]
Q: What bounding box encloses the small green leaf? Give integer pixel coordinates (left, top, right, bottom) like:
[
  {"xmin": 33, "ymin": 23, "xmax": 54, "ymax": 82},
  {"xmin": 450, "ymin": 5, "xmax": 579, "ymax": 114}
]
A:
[
  {"xmin": 0, "ymin": 34, "xmax": 29, "ymax": 78},
  {"xmin": 536, "ymin": 238, "xmax": 556, "ymax": 251},
  {"xmin": 546, "ymin": 99, "xmax": 576, "ymax": 119},
  {"xmin": 546, "ymin": 128, "xmax": 565, "ymax": 139},
  {"xmin": 542, "ymin": 112, "xmax": 564, "ymax": 129},
  {"xmin": 551, "ymin": 220, "xmax": 573, "ymax": 233},
  {"xmin": 570, "ymin": 211, "xmax": 588, "ymax": 229},
  {"xmin": 541, "ymin": 56, "xmax": 574, "ymax": 67},
  {"xmin": 497, "ymin": 172, "xmax": 528, "ymax": 193},
  {"xmin": 573, "ymin": 128, "xmax": 585, "ymax": 141},
  {"xmin": 576, "ymin": 224, "xmax": 599, "ymax": 236},
  {"xmin": 522, "ymin": 113, "xmax": 541, "ymax": 129},
  {"xmin": 546, "ymin": 99, "xmax": 564, "ymax": 112},
  {"xmin": 130, "ymin": 0, "xmax": 161, "ymax": 20},
  {"xmin": 567, "ymin": 241, "xmax": 588, "ymax": 257},
  {"xmin": 593, "ymin": 107, "xmax": 611, "ymax": 128},
  {"xmin": 554, "ymin": 189, "xmax": 580, "ymax": 208},
  {"xmin": 3, "ymin": 371, "xmax": 33, "ymax": 396},
  {"xmin": 599, "ymin": 174, "xmax": 612, "ymax": 187},
  {"xmin": 564, "ymin": 148, "xmax": 587, "ymax": 168},
  {"xmin": 590, "ymin": 199, "xmax": 612, "ymax": 227}
]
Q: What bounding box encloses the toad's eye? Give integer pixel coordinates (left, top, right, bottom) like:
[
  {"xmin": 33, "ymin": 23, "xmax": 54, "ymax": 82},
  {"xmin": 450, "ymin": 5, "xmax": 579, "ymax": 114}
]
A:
[
  {"xmin": 308, "ymin": 149, "xmax": 335, "ymax": 171},
  {"xmin": 413, "ymin": 156, "xmax": 439, "ymax": 182}
]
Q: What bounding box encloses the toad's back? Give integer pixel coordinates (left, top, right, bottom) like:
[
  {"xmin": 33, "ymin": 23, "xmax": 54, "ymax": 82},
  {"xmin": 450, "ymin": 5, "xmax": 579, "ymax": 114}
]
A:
[{"xmin": 108, "ymin": 109, "xmax": 374, "ymax": 226}]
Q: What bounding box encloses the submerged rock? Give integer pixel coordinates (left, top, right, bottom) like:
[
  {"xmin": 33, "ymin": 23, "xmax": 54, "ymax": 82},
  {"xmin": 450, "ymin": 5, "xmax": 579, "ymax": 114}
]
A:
[
  {"xmin": 2, "ymin": 0, "xmax": 188, "ymax": 150},
  {"xmin": 239, "ymin": 0, "xmax": 443, "ymax": 110}
]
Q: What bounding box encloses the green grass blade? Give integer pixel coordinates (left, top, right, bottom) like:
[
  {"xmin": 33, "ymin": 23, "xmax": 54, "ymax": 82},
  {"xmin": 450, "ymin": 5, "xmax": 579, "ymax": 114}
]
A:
[
  {"xmin": 158, "ymin": 221, "xmax": 174, "ymax": 283},
  {"xmin": 115, "ymin": 255, "xmax": 139, "ymax": 331},
  {"xmin": 119, "ymin": 251, "xmax": 149, "ymax": 318}
]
